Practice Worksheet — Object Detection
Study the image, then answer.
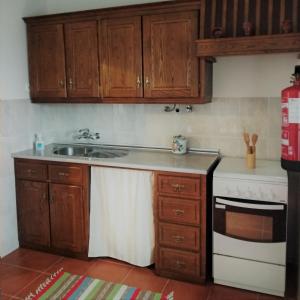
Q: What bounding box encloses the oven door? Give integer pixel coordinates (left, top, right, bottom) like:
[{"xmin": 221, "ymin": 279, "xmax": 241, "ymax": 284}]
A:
[{"xmin": 213, "ymin": 197, "xmax": 287, "ymax": 265}]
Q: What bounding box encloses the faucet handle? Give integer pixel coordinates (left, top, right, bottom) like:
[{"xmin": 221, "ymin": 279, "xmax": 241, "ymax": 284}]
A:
[
  {"xmin": 94, "ymin": 133, "xmax": 100, "ymax": 139},
  {"xmin": 79, "ymin": 128, "xmax": 90, "ymax": 133}
]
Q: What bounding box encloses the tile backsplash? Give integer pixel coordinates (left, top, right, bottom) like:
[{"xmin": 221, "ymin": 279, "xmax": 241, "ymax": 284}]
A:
[
  {"xmin": 36, "ymin": 97, "xmax": 281, "ymax": 160},
  {"xmin": 2, "ymin": 97, "xmax": 282, "ymax": 159}
]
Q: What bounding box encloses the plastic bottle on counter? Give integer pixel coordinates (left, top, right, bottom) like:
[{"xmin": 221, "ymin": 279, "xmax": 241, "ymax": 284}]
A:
[{"xmin": 34, "ymin": 134, "xmax": 45, "ymax": 153}]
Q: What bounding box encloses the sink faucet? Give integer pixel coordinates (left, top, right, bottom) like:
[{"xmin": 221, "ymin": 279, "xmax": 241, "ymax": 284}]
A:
[{"xmin": 73, "ymin": 128, "xmax": 100, "ymax": 141}]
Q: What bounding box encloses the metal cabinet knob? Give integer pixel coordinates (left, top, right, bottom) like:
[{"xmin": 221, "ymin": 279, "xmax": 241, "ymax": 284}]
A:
[
  {"xmin": 173, "ymin": 209, "xmax": 185, "ymax": 216},
  {"xmin": 145, "ymin": 77, "xmax": 150, "ymax": 87},
  {"xmin": 59, "ymin": 80, "xmax": 65, "ymax": 88},
  {"xmin": 68, "ymin": 78, "xmax": 73, "ymax": 89},
  {"xmin": 137, "ymin": 76, "xmax": 142, "ymax": 88}
]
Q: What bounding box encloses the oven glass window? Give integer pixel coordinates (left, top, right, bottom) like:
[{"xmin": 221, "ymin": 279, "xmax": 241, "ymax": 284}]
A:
[{"xmin": 226, "ymin": 211, "xmax": 273, "ymax": 242}]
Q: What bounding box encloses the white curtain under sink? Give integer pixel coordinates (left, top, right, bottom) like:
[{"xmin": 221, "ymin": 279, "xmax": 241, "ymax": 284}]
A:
[{"xmin": 89, "ymin": 167, "xmax": 155, "ymax": 267}]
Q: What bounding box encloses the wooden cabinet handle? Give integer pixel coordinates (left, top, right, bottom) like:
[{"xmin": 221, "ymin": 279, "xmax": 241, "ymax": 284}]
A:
[
  {"xmin": 173, "ymin": 209, "xmax": 185, "ymax": 216},
  {"xmin": 175, "ymin": 260, "xmax": 186, "ymax": 269},
  {"xmin": 59, "ymin": 80, "xmax": 65, "ymax": 88},
  {"xmin": 171, "ymin": 183, "xmax": 185, "ymax": 192},
  {"xmin": 58, "ymin": 172, "xmax": 69, "ymax": 177},
  {"xmin": 145, "ymin": 77, "xmax": 150, "ymax": 87},
  {"xmin": 172, "ymin": 235, "xmax": 185, "ymax": 243},
  {"xmin": 68, "ymin": 78, "xmax": 73, "ymax": 89},
  {"xmin": 27, "ymin": 169, "xmax": 36, "ymax": 174},
  {"xmin": 137, "ymin": 76, "xmax": 141, "ymax": 88}
]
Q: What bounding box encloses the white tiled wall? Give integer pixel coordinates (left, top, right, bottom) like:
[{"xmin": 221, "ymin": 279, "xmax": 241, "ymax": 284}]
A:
[
  {"xmin": 34, "ymin": 97, "xmax": 281, "ymax": 160},
  {"xmin": 0, "ymin": 98, "xmax": 39, "ymax": 256}
]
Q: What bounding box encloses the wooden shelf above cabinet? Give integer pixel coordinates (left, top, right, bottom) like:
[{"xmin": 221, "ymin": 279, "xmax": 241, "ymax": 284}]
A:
[{"xmin": 196, "ymin": 33, "xmax": 300, "ymax": 57}]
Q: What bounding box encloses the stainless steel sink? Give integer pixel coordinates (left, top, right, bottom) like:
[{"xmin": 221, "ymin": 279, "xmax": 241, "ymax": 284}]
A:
[
  {"xmin": 53, "ymin": 146, "xmax": 93, "ymax": 156},
  {"xmin": 91, "ymin": 149, "xmax": 128, "ymax": 158},
  {"xmin": 52, "ymin": 145, "xmax": 128, "ymax": 158}
]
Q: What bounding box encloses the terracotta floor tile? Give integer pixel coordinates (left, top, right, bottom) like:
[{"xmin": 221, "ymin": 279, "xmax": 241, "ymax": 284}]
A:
[
  {"xmin": 16, "ymin": 273, "xmax": 49, "ymax": 298},
  {"xmin": 209, "ymin": 284, "xmax": 259, "ymax": 300},
  {"xmin": 163, "ymin": 279, "xmax": 211, "ymax": 300},
  {"xmin": 85, "ymin": 260, "xmax": 133, "ymax": 283},
  {"xmin": 122, "ymin": 266, "xmax": 168, "ymax": 292},
  {"xmin": 0, "ymin": 263, "xmax": 40, "ymax": 296},
  {"xmin": 2, "ymin": 248, "xmax": 61, "ymax": 272},
  {"xmin": 100, "ymin": 257, "xmax": 137, "ymax": 267},
  {"xmin": 46, "ymin": 257, "xmax": 96, "ymax": 275},
  {"xmin": 1, "ymin": 294, "xmax": 13, "ymax": 299}
]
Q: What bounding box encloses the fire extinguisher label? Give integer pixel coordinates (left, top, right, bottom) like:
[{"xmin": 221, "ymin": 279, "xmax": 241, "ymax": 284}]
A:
[{"xmin": 288, "ymin": 98, "xmax": 300, "ymax": 123}]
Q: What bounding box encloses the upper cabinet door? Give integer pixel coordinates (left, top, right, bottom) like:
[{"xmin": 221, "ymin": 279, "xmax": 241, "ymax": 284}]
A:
[
  {"xmin": 100, "ymin": 17, "xmax": 143, "ymax": 98},
  {"xmin": 143, "ymin": 11, "xmax": 199, "ymax": 98},
  {"xmin": 65, "ymin": 21, "xmax": 100, "ymax": 98},
  {"xmin": 28, "ymin": 24, "xmax": 67, "ymax": 98}
]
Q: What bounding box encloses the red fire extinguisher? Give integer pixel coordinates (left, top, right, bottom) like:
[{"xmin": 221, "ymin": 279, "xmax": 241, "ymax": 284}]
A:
[{"xmin": 281, "ymin": 66, "xmax": 300, "ymax": 171}]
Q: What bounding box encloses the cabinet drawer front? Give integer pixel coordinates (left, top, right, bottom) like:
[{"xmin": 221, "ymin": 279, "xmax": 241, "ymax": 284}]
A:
[
  {"xmin": 158, "ymin": 222, "xmax": 200, "ymax": 251},
  {"xmin": 158, "ymin": 196, "xmax": 200, "ymax": 225},
  {"xmin": 159, "ymin": 248, "xmax": 200, "ymax": 277},
  {"xmin": 15, "ymin": 161, "xmax": 47, "ymax": 181},
  {"xmin": 49, "ymin": 165, "xmax": 83, "ymax": 185},
  {"xmin": 157, "ymin": 175, "xmax": 200, "ymax": 199}
]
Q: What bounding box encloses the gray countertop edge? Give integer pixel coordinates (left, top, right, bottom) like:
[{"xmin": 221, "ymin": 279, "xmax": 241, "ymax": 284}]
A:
[{"xmin": 12, "ymin": 152, "xmax": 220, "ymax": 175}]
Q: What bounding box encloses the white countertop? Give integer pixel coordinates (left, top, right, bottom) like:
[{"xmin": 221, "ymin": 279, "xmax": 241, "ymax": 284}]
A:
[
  {"xmin": 12, "ymin": 144, "xmax": 220, "ymax": 175},
  {"xmin": 214, "ymin": 157, "xmax": 287, "ymax": 184}
]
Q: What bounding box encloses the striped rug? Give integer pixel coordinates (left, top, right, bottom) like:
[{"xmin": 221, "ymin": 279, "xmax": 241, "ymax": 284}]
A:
[{"xmin": 25, "ymin": 269, "xmax": 174, "ymax": 300}]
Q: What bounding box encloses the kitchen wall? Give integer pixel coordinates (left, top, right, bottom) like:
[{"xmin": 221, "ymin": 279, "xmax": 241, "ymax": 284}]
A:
[
  {"xmin": 0, "ymin": 0, "xmax": 299, "ymax": 259},
  {"xmin": 0, "ymin": 0, "xmax": 48, "ymax": 257}
]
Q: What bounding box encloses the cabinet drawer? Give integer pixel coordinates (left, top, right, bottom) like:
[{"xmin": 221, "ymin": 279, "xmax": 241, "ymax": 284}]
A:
[
  {"xmin": 157, "ymin": 174, "xmax": 200, "ymax": 199},
  {"xmin": 158, "ymin": 196, "xmax": 200, "ymax": 225},
  {"xmin": 159, "ymin": 247, "xmax": 200, "ymax": 277},
  {"xmin": 49, "ymin": 165, "xmax": 83, "ymax": 185},
  {"xmin": 15, "ymin": 161, "xmax": 47, "ymax": 181},
  {"xmin": 158, "ymin": 222, "xmax": 200, "ymax": 251}
]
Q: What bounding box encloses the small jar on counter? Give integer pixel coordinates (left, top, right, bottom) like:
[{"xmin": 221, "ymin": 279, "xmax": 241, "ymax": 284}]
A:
[{"xmin": 172, "ymin": 135, "xmax": 187, "ymax": 154}]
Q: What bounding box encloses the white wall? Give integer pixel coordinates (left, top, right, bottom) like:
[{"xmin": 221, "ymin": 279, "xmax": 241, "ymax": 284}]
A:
[
  {"xmin": 0, "ymin": 0, "xmax": 47, "ymax": 257},
  {"xmin": 0, "ymin": 0, "xmax": 48, "ymax": 100},
  {"xmin": 213, "ymin": 53, "xmax": 299, "ymax": 98},
  {"xmin": 0, "ymin": 0, "xmax": 299, "ymax": 260},
  {"xmin": 44, "ymin": 0, "xmax": 168, "ymax": 14}
]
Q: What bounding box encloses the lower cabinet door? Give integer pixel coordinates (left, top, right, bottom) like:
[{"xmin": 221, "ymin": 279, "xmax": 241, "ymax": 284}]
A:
[
  {"xmin": 16, "ymin": 180, "xmax": 50, "ymax": 247},
  {"xmin": 50, "ymin": 183, "xmax": 86, "ymax": 253}
]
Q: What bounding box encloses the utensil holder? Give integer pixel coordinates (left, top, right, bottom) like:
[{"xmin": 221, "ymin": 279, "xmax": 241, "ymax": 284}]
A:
[{"xmin": 246, "ymin": 152, "xmax": 256, "ymax": 169}]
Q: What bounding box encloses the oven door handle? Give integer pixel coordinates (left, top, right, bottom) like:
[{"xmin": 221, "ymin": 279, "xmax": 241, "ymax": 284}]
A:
[{"xmin": 216, "ymin": 198, "xmax": 285, "ymax": 210}]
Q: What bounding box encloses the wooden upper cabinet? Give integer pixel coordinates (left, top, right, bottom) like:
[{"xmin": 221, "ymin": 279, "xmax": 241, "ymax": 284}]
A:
[
  {"xmin": 100, "ymin": 17, "xmax": 143, "ymax": 98},
  {"xmin": 28, "ymin": 24, "xmax": 67, "ymax": 98},
  {"xmin": 143, "ymin": 11, "xmax": 199, "ymax": 98},
  {"xmin": 65, "ymin": 21, "xmax": 100, "ymax": 98}
]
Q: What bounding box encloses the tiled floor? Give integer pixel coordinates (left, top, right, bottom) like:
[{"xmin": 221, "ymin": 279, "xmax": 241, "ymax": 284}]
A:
[{"xmin": 0, "ymin": 248, "xmax": 295, "ymax": 300}]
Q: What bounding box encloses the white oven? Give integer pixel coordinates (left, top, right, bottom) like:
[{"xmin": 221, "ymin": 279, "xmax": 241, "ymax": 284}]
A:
[
  {"xmin": 214, "ymin": 197, "xmax": 286, "ymax": 265},
  {"xmin": 212, "ymin": 158, "xmax": 288, "ymax": 297}
]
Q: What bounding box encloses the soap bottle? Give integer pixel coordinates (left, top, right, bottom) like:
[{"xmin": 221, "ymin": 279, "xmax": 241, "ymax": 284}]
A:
[{"xmin": 34, "ymin": 134, "xmax": 45, "ymax": 153}]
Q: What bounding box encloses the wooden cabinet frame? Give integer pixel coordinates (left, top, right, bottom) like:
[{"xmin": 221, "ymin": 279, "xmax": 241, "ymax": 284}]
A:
[
  {"xmin": 15, "ymin": 159, "xmax": 90, "ymax": 259},
  {"xmin": 24, "ymin": 0, "xmax": 212, "ymax": 104},
  {"xmin": 154, "ymin": 171, "xmax": 210, "ymax": 283}
]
